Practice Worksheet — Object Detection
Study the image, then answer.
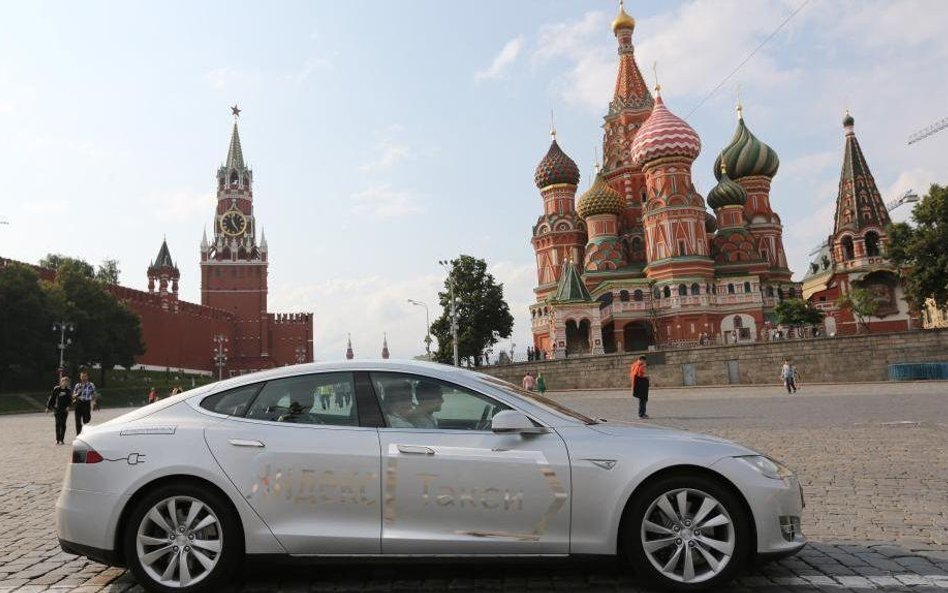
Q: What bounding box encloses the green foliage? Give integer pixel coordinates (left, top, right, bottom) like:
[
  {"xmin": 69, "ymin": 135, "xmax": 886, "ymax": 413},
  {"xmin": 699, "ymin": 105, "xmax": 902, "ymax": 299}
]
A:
[
  {"xmin": 431, "ymin": 255, "xmax": 514, "ymax": 367},
  {"xmin": 774, "ymin": 298, "xmax": 825, "ymax": 326},
  {"xmin": 39, "ymin": 254, "xmax": 95, "ymax": 278},
  {"xmin": 96, "ymin": 259, "xmax": 121, "ymax": 284},
  {"xmin": 0, "ymin": 264, "xmax": 58, "ymax": 388},
  {"xmin": 886, "ymin": 183, "xmax": 948, "ymax": 310},
  {"xmin": 836, "ymin": 287, "xmax": 879, "ymax": 333}
]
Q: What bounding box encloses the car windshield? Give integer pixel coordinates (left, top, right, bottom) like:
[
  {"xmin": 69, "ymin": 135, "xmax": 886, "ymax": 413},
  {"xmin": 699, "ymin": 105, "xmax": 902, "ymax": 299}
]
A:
[{"xmin": 474, "ymin": 374, "xmax": 597, "ymax": 425}]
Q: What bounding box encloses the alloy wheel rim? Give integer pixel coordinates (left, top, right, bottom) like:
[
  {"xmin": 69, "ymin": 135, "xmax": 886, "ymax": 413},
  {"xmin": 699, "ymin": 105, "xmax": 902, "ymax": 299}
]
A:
[
  {"xmin": 136, "ymin": 496, "xmax": 223, "ymax": 588},
  {"xmin": 640, "ymin": 487, "xmax": 735, "ymax": 583}
]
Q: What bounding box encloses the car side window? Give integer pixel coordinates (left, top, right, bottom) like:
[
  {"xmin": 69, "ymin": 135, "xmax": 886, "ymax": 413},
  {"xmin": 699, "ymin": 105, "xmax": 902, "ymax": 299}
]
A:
[
  {"xmin": 245, "ymin": 373, "xmax": 357, "ymax": 426},
  {"xmin": 200, "ymin": 384, "xmax": 261, "ymax": 416},
  {"xmin": 370, "ymin": 372, "xmax": 510, "ymax": 430}
]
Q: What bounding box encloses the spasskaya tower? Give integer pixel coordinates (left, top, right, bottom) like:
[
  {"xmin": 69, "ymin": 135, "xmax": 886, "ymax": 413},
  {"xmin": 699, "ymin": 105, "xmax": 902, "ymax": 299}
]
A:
[{"xmin": 200, "ymin": 106, "xmax": 313, "ymax": 372}]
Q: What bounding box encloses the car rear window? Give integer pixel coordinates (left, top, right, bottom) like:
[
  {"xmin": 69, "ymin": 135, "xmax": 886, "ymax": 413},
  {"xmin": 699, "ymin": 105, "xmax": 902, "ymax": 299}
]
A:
[{"xmin": 200, "ymin": 384, "xmax": 262, "ymax": 416}]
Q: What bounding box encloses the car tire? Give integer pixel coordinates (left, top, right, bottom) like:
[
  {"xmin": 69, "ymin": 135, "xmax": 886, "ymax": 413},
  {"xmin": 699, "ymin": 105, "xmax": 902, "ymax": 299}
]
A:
[
  {"xmin": 622, "ymin": 474, "xmax": 751, "ymax": 591},
  {"xmin": 122, "ymin": 482, "xmax": 241, "ymax": 593}
]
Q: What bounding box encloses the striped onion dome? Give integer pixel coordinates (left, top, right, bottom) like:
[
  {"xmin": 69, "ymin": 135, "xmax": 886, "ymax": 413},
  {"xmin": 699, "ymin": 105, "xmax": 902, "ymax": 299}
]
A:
[
  {"xmin": 713, "ymin": 112, "xmax": 779, "ymax": 180},
  {"xmin": 630, "ymin": 95, "xmax": 701, "ymax": 166},
  {"xmin": 707, "ymin": 167, "xmax": 748, "ymax": 209},
  {"xmin": 576, "ymin": 172, "xmax": 625, "ymax": 218},
  {"xmin": 534, "ymin": 137, "xmax": 580, "ymax": 189}
]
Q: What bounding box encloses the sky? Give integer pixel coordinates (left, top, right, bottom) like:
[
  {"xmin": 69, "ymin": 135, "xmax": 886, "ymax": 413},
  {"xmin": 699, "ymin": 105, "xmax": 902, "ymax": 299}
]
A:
[{"xmin": 2, "ymin": 0, "xmax": 947, "ymax": 361}]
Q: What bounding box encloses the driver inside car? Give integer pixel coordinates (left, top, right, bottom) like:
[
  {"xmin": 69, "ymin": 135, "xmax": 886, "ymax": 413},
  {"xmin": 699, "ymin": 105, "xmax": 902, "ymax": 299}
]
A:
[
  {"xmin": 278, "ymin": 389, "xmax": 315, "ymax": 423},
  {"xmin": 407, "ymin": 381, "xmax": 443, "ymax": 428},
  {"xmin": 383, "ymin": 381, "xmax": 415, "ymax": 427}
]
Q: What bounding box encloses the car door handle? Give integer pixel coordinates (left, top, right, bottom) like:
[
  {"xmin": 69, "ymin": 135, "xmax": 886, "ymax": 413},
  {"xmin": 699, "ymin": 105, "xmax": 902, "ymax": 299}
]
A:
[
  {"xmin": 229, "ymin": 439, "xmax": 265, "ymax": 448},
  {"xmin": 397, "ymin": 444, "xmax": 436, "ymax": 456}
]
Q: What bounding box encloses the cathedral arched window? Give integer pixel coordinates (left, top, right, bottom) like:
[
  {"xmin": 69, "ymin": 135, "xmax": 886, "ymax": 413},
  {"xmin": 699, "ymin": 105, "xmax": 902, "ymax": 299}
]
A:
[
  {"xmin": 789, "ymin": 287, "xmax": 797, "ymax": 298},
  {"xmin": 767, "ymin": 286, "xmax": 774, "ymax": 297},
  {"xmin": 865, "ymin": 231, "xmax": 880, "ymax": 257},
  {"xmin": 743, "ymin": 281, "xmax": 751, "ymax": 293},
  {"xmin": 678, "ymin": 284, "xmax": 687, "ymax": 297},
  {"xmin": 727, "ymin": 283, "xmax": 735, "ymax": 294},
  {"xmin": 733, "ymin": 315, "xmax": 744, "ymax": 329},
  {"xmin": 641, "ymin": 189, "xmax": 647, "ymax": 204},
  {"xmin": 230, "ymin": 171, "xmax": 239, "ymax": 186},
  {"xmin": 691, "ymin": 283, "xmax": 700, "ymax": 296},
  {"xmin": 841, "ymin": 236, "xmax": 855, "ymax": 261},
  {"xmin": 663, "ymin": 286, "xmax": 671, "ymax": 298},
  {"xmin": 653, "ymin": 287, "xmax": 661, "ymax": 300},
  {"xmin": 619, "ymin": 290, "xmax": 630, "ymax": 302},
  {"xmin": 633, "ymin": 289, "xmax": 644, "ymax": 302}
]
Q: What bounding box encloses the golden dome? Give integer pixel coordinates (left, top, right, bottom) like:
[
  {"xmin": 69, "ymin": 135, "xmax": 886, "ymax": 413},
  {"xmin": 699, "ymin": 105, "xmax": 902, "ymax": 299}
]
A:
[{"xmin": 612, "ymin": 1, "xmax": 636, "ymax": 34}]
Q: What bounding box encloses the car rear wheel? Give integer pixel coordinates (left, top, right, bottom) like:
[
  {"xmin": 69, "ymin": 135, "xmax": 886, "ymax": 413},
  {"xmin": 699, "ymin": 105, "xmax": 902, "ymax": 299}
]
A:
[
  {"xmin": 123, "ymin": 482, "xmax": 240, "ymax": 593},
  {"xmin": 623, "ymin": 475, "xmax": 751, "ymax": 591}
]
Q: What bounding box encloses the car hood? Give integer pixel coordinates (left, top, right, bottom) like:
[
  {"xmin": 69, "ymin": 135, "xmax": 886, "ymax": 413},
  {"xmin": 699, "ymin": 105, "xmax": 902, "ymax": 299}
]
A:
[{"xmin": 587, "ymin": 421, "xmax": 757, "ymax": 456}]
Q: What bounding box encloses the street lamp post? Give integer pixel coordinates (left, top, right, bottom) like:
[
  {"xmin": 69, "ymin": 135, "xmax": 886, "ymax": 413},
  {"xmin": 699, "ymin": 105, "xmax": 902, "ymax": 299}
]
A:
[
  {"xmin": 52, "ymin": 321, "xmax": 74, "ymax": 377},
  {"xmin": 212, "ymin": 335, "xmax": 228, "ymax": 381},
  {"xmin": 407, "ymin": 299, "xmax": 432, "ymax": 360},
  {"xmin": 438, "ymin": 260, "xmax": 460, "ymax": 367}
]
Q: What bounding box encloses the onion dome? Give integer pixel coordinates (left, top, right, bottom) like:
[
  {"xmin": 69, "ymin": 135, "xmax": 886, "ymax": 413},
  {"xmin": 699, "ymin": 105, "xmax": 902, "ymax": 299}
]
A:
[
  {"xmin": 612, "ymin": 0, "xmax": 635, "ymax": 33},
  {"xmin": 704, "ymin": 211, "xmax": 718, "ymax": 233},
  {"xmin": 707, "ymin": 165, "xmax": 748, "ymax": 210},
  {"xmin": 576, "ymin": 171, "xmax": 624, "ymax": 218},
  {"xmin": 534, "ymin": 133, "xmax": 580, "ymax": 189},
  {"xmin": 713, "ymin": 107, "xmax": 779, "ymax": 180},
  {"xmin": 843, "ymin": 110, "xmax": 855, "ymax": 127},
  {"xmin": 630, "ymin": 95, "xmax": 702, "ymax": 166}
]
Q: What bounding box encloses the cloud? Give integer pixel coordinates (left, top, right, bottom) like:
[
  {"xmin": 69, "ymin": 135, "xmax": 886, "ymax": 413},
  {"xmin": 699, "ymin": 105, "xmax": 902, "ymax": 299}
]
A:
[
  {"xmin": 474, "ymin": 36, "xmax": 524, "ymax": 82},
  {"xmin": 361, "ymin": 125, "xmax": 413, "ymax": 172},
  {"xmin": 350, "ymin": 184, "xmax": 423, "ymax": 219},
  {"xmin": 141, "ymin": 189, "xmax": 216, "ymax": 223}
]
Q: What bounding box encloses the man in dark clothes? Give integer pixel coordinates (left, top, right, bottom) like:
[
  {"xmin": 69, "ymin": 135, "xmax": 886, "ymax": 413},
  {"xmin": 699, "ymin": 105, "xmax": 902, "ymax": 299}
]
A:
[
  {"xmin": 47, "ymin": 376, "xmax": 72, "ymax": 444},
  {"xmin": 72, "ymin": 369, "xmax": 98, "ymax": 435}
]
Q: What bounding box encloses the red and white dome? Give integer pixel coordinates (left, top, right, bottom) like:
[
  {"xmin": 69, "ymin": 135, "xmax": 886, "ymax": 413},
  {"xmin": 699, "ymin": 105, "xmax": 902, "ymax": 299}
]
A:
[{"xmin": 630, "ymin": 95, "xmax": 701, "ymax": 166}]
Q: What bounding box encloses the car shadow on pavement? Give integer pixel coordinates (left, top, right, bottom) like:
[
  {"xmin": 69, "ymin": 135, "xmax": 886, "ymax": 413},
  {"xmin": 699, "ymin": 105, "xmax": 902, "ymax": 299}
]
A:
[{"xmin": 99, "ymin": 542, "xmax": 948, "ymax": 593}]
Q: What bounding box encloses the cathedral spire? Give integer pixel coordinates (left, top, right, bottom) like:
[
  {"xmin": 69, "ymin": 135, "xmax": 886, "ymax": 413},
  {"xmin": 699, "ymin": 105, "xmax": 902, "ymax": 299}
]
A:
[
  {"xmin": 833, "ymin": 110, "xmax": 890, "ymax": 236},
  {"xmin": 607, "ymin": 0, "xmax": 652, "ymax": 116},
  {"xmin": 381, "ymin": 333, "xmax": 390, "ymax": 359},
  {"xmin": 346, "ymin": 333, "xmax": 354, "ymax": 360}
]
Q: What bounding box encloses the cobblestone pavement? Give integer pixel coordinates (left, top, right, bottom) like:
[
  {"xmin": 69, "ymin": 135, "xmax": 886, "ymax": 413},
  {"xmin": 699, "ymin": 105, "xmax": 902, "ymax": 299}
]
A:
[{"xmin": 1, "ymin": 382, "xmax": 946, "ymax": 592}]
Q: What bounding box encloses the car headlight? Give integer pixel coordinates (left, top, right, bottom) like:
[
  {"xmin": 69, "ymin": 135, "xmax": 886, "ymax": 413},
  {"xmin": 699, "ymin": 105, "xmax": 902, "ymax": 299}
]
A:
[{"xmin": 735, "ymin": 455, "xmax": 794, "ymax": 481}]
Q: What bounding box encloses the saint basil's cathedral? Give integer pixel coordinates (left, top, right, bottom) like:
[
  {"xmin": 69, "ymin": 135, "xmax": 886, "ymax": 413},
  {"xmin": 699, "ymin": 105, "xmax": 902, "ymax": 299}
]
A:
[{"xmin": 530, "ymin": 4, "xmax": 797, "ymax": 357}]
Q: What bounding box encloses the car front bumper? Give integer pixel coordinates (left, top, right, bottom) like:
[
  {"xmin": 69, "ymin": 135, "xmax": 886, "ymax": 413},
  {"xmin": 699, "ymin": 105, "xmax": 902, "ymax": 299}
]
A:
[{"xmin": 710, "ymin": 457, "xmax": 807, "ymax": 557}]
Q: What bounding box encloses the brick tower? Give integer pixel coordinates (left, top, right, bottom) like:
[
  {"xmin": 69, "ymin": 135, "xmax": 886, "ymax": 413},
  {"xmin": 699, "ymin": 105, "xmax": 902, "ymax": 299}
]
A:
[
  {"xmin": 601, "ymin": 1, "xmax": 654, "ymax": 266},
  {"xmin": 200, "ymin": 107, "xmax": 271, "ymax": 364},
  {"xmin": 147, "ymin": 238, "xmax": 180, "ymax": 311}
]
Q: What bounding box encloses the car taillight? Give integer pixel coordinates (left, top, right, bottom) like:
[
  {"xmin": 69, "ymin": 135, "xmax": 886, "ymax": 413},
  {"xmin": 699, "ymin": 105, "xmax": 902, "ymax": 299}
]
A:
[{"xmin": 72, "ymin": 445, "xmax": 104, "ymax": 464}]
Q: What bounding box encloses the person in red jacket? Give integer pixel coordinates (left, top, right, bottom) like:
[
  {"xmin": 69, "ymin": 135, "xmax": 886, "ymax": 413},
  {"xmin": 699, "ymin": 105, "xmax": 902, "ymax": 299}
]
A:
[{"xmin": 630, "ymin": 356, "xmax": 650, "ymax": 419}]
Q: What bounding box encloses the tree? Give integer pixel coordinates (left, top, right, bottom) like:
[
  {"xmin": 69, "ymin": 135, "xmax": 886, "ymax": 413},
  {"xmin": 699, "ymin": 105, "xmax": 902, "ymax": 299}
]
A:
[
  {"xmin": 431, "ymin": 255, "xmax": 514, "ymax": 367},
  {"xmin": 96, "ymin": 259, "xmax": 121, "ymax": 284},
  {"xmin": 0, "ymin": 264, "xmax": 58, "ymax": 388},
  {"xmin": 774, "ymin": 298, "xmax": 824, "ymax": 327},
  {"xmin": 39, "ymin": 254, "xmax": 95, "ymax": 278},
  {"xmin": 836, "ymin": 288, "xmax": 878, "ymax": 333},
  {"xmin": 53, "ymin": 263, "xmax": 144, "ymax": 385},
  {"xmin": 887, "ymin": 183, "xmax": 948, "ymax": 311}
]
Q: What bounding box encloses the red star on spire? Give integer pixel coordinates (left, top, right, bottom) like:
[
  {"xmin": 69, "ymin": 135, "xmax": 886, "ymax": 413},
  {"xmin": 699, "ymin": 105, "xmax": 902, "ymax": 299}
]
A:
[{"xmin": 231, "ymin": 104, "xmax": 241, "ymax": 118}]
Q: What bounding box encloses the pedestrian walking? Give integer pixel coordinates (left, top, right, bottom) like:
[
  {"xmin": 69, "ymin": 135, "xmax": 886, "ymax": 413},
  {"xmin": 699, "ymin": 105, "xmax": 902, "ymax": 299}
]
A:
[
  {"xmin": 780, "ymin": 359, "xmax": 797, "ymax": 393},
  {"xmin": 536, "ymin": 372, "xmax": 546, "ymax": 395},
  {"xmin": 47, "ymin": 376, "xmax": 72, "ymax": 445},
  {"xmin": 147, "ymin": 387, "xmax": 158, "ymax": 404},
  {"xmin": 521, "ymin": 371, "xmax": 536, "ymax": 391},
  {"xmin": 72, "ymin": 369, "xmax": 98, "ymax": 435},
  {"xmin": 630, "ymin": 355, "xmax": 650, "ymax": 419}
]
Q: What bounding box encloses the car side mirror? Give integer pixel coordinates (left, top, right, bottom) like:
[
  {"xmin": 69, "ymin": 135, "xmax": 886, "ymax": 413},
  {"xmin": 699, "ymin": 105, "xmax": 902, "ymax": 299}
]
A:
[{"xmin": 491, "ymin": 410, "xmax": 549, "ymax": 435}]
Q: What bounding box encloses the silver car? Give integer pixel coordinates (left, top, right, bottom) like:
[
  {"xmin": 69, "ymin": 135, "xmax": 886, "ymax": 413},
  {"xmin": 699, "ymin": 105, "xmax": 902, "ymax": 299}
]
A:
[{"xmin": 57, "ymin": 360, "xmax": 805, "ymax": 592}]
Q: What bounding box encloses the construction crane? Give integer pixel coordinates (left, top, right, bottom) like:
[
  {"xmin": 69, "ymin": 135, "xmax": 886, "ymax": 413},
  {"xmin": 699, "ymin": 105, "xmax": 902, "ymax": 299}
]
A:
[{"xmin": 908, "ymin": 116, "xmax": 948, "ymax": 145}]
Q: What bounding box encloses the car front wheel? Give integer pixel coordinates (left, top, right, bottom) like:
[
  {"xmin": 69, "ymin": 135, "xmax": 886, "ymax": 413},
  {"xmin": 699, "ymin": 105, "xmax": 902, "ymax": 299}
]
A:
[
  {"xmin": 123, "ymin": 482, "xmax": 240, "ymax": 593},
  {"xmin": 623, "ymin": 475, "xmax": 751, "ymax": 591}
]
